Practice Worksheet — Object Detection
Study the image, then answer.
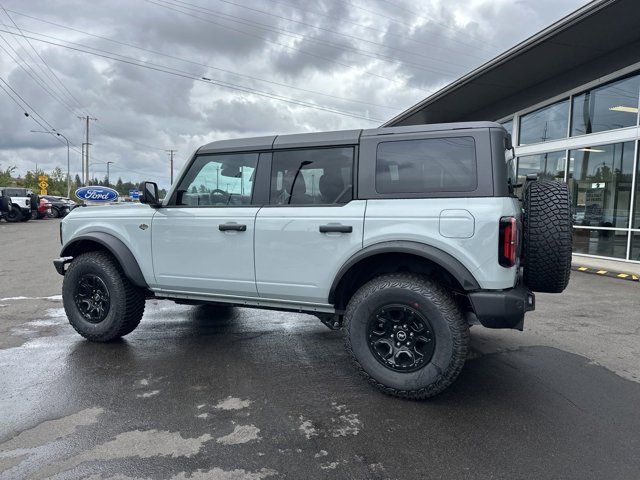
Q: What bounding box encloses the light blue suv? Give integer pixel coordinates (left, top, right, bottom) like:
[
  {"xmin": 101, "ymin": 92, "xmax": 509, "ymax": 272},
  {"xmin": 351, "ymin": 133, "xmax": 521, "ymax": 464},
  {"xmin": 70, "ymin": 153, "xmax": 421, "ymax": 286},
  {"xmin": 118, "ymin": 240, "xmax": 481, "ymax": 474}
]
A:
[{"xmin": 54, "ymin": 122, "xmax": 572, "ymax": 398}]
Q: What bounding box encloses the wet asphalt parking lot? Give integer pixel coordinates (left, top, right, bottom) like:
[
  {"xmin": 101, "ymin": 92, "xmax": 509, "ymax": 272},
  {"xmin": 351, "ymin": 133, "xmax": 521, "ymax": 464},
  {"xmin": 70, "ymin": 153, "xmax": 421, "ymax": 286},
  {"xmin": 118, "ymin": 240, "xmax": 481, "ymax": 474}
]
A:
[{"xmin": 1, "ymin": 219, "xmax": 639, "ymax": 480}]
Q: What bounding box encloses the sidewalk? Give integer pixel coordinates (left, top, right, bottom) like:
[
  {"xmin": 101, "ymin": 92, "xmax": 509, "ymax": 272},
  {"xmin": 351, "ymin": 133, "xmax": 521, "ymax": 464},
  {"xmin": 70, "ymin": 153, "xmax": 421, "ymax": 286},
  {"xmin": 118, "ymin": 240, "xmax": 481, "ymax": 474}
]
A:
[{"xmin": 572, "ymin": 255, "xmax": 640, "ymax": 282}]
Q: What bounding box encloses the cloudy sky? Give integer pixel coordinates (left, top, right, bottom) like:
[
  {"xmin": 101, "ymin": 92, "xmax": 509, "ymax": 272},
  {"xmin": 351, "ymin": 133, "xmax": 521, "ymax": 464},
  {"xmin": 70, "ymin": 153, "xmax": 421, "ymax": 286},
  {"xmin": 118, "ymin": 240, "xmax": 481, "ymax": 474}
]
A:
[{"xmin": 0, "ymin": 0, "xmax": 589, "ymax": 189}]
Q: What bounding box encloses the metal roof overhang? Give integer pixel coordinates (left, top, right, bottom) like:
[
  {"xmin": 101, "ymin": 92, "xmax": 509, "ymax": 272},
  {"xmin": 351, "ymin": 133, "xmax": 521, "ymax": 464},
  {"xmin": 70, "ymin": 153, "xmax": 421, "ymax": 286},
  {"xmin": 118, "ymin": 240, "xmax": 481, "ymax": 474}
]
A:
[{"xmin": 384, "ymin": 0, "xmax": 640, "ymax": 127}]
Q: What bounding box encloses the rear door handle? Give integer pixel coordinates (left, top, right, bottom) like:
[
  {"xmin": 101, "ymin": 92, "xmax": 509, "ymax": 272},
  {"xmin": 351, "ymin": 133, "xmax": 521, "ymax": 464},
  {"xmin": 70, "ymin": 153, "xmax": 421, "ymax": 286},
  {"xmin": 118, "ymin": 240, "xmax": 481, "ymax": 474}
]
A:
[
  {"xmin": 319, "ymin": 224, "xmax": 352, "ymax": 233},
  {"xmin": 219, "ymin": 223, "xmax": 247, "ymax": 232}
]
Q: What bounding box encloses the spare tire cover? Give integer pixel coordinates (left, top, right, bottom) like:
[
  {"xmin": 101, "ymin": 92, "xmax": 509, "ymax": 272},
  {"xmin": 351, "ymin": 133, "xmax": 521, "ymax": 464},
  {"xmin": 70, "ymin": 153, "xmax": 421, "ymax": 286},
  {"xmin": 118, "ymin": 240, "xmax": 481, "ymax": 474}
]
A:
[{"xmin": 522, "ymin": 181, "xmax": 572, "ymax": 293}]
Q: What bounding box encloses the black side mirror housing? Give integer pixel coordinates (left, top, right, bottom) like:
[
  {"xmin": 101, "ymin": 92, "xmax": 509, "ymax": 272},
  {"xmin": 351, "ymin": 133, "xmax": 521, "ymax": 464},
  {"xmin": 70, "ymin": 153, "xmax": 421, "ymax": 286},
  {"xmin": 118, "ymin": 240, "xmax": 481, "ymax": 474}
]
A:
[{"xmin": 140, "ymin": 181, "xmax": 160, "ymax": 207}]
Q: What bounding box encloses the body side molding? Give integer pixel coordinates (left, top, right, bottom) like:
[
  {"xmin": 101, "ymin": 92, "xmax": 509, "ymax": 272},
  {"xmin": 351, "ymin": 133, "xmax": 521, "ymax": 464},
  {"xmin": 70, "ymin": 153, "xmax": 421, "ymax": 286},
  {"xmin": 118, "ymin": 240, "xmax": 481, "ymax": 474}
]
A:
[{"xmin": 60, "ymin": 232, "xmax": 148, "ymax": 288}]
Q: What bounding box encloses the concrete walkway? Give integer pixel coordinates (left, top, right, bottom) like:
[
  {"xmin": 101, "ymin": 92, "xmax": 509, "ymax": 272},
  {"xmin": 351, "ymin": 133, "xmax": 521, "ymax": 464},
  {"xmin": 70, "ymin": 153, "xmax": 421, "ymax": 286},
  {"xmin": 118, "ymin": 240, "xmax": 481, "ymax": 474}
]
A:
[{"xmin": 572, "ymin": 254, "xmax": 640, "ymax": 277}]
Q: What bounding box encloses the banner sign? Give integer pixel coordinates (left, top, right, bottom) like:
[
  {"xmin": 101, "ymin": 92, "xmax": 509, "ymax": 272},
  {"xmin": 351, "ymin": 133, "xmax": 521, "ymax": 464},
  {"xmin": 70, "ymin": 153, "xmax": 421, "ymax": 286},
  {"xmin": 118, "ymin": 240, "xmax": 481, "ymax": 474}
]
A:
[{"xmin": 75, "ymin": 186, "xmax": 119, "ymax": 203}]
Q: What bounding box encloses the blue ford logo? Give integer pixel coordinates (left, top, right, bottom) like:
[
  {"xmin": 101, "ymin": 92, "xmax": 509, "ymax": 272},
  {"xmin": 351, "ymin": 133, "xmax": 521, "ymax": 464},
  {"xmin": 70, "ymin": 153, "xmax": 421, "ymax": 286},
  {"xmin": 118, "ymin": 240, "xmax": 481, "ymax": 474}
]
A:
[{"xmin": 75, "ymin": 186, "xmax": 119, "ymax": 202}]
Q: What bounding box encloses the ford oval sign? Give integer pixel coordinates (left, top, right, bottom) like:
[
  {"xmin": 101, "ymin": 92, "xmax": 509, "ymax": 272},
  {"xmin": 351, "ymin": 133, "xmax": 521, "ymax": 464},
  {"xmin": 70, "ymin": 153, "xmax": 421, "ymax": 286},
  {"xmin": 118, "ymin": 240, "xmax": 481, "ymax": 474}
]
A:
[{"xmin": 75, "ymin": 186, "xmax": 119, "ymax": 203}]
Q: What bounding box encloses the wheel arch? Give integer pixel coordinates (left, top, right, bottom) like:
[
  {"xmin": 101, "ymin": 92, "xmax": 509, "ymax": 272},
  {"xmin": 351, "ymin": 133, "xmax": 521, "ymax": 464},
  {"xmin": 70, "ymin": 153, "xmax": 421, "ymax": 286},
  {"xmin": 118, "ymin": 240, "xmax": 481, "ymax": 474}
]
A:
[
  {"xmin": 329, "ymin": 241, "xmax": 480, "ymax": 310},
  {"xmin": 61, "ymin": 232, "xmax": 148, "ymax": 288}
]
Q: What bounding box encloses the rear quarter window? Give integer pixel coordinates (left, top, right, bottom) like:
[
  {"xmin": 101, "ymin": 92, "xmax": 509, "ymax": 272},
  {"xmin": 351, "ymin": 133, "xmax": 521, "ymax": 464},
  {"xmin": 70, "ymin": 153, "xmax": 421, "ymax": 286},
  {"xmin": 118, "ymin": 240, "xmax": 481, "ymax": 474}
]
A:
[{"xmin": 375, "ymin": 137, "xmax": 477, "ymax": 194}]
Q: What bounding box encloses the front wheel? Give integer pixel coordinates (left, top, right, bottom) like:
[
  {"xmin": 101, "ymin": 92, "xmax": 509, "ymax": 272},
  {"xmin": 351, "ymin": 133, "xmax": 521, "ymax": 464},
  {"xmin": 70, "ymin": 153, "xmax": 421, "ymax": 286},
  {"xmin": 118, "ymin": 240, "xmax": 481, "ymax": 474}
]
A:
[
  {"xmin": 344, "ymin": 273, "xmax": 469, "ymax": 399},
  {"xmin": 63, "ymin": 251, "xmax": 146, "ymax": 342},
  {"xmin": 5, "ymin": 206, "xmax": 22, "ymax": 222}
]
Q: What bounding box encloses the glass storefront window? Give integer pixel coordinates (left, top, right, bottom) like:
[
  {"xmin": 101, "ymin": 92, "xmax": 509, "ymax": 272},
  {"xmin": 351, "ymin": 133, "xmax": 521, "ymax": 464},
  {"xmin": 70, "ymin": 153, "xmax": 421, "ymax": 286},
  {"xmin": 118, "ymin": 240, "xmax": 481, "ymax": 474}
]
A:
[
  {"xmin": 501, "ymin": 119, "xmax": 513, "ymax": 135},
  {"xmin": 518, "ymin": 99, "xmax": 569, "ymax": 145},
  {"xmin": 568, "ymin": 141, "xmax": 634, "ymax": 228},
  {"xmin": 630, "ymin": 233, "xmax": 640, "ymax": 262},
  {"xmin": 516, "ymin": 150, "xmax": 566, "ymax": 186},
  {"xmin": 573, "ymin": 228, "xmax": 628, "ymax": 260},
  {"xmin": 571, "ymin": 75, "xmax": 640, "ymax": 136}
]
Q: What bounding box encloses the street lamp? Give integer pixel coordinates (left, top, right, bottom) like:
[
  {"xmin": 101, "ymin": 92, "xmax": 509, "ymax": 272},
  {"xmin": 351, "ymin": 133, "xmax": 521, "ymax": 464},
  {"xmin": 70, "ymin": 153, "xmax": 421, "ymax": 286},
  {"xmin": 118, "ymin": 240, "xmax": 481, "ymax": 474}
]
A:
[{"xmin": 30, "ymin": 130, "xmax": 71, "ymax": 198}]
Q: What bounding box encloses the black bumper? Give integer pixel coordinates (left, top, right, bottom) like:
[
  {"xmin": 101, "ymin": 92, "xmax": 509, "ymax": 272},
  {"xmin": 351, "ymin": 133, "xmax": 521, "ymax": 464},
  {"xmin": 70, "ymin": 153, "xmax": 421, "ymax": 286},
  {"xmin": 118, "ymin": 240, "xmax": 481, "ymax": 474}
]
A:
[
  {"xmin": 468, "ymin": 283, "xmax": 535, "ymax": 331},
  {"xmin": 53, "ymin": 256, "xmax": 73, "ymax": 275}
]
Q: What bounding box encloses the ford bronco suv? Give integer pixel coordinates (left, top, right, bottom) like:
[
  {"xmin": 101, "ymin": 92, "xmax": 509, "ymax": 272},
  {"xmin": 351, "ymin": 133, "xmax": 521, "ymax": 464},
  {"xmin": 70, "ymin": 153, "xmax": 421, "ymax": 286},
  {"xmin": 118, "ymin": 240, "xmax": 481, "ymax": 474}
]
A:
[{"xmin": 54, "ymin": 122, "xmax": 572, "ymax": 398}]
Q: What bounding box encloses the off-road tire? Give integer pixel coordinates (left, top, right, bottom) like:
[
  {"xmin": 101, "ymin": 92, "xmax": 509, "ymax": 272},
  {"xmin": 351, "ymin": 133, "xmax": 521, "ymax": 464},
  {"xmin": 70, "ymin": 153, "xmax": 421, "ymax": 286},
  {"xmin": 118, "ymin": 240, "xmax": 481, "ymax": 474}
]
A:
[
  {"xmin": 5, "ymin": 206, "xmax": 22, "ymax": 222},
  {"xmin": 344, "ymin": 273, "xmax": 469, "ymax": 399},
  {"xmin": 522, "ymin": 181, "xmax": 572, "ymax": 293},
  {"xmin": 63, "ymin": 251, "xmax": 145, "ymax": 342}
]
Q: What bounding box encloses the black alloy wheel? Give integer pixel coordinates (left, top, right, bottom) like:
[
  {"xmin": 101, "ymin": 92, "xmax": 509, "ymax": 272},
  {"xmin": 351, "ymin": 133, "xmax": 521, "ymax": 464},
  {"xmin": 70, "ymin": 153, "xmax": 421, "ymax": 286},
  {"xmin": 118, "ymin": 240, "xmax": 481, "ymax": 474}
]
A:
[
  {"xmin": 74, "ymin": 274, "xmax": 111, "ymax": 323},
  {"xmin": 367, "ymin": 304, "xmax": 435, "ymax": 372}
]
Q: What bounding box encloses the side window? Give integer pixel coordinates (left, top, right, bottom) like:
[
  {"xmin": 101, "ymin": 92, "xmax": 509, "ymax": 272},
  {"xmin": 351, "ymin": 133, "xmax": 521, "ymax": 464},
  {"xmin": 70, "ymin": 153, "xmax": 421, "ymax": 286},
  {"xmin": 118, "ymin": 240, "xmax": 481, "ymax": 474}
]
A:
[
  {"xmin": 375, "ymin": 137, "xmax": 477, "ymax": 194},
  {"xmin": 270, "ymin": 147, "xmax": 353, "ymax": 205},
  {"xmin": 174, "ymin": 153, "xmax": 258, "ymax": 206}
]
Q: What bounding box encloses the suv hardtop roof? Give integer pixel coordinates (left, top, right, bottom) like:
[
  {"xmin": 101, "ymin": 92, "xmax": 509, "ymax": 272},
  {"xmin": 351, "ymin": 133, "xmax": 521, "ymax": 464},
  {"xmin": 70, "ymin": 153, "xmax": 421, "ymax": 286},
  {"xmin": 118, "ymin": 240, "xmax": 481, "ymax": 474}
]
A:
[{"xmin": 197, "ymin": 121, "xmax": 503, "ymax": 154}]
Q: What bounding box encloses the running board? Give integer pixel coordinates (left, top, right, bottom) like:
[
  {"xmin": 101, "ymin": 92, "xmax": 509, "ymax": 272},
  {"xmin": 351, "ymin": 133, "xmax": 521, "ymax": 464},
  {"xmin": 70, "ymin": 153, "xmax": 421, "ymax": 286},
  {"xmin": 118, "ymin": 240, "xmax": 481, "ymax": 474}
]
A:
[{"xmin": 151, "ymin": 288, "xmax": 336, "ymax": 314}]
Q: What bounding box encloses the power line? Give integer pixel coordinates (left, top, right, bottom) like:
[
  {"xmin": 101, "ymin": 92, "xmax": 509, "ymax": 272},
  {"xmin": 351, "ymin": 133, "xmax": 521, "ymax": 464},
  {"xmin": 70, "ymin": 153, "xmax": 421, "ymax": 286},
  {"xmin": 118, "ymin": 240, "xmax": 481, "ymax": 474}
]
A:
[
  {"xmin": 152, "ymin": 0, "xmax": 460, "ymax": 78},
  {"xmin": 0, "ymin": 75, "xmax": 57, "ymax": 132},
  {"xmin": 0, "ymin": 4, "xmax": 87, "ymax": 115},
  {"xmin": 336, "ymin": 0, "xmax": 498, "ymax": 52},
  {"xmin": 0, "ymin": 27, "xmax": 386, "ymax": 122},
  {"xmin": 143, "ymin": 0, "xmax": 424, "ymax": 90},
  {"xmin": 169, "ymin": 0, "xmax": 472, "ymax": 72},
  {"xmin": 261, "ymin": 0, "xmax": 490, "ymax": 60},
  {"xmin": 4, "ymin": 11, "xmax": 403, "ymax": 111},
  {"xmin": 0, "ymin": 78, "xmax": 54, "ymax": 133},
  {"xmin": 0, "ymin": 32, "xmax": 79, "ymax": 116}
]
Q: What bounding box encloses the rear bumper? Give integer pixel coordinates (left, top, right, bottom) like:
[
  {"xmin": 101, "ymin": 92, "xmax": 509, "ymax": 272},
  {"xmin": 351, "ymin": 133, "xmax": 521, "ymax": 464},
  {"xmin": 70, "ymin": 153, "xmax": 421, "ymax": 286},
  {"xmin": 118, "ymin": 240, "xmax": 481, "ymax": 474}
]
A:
[{"xmin": 468, "ymin": 282, "xmax": 535, "ymax": 331}]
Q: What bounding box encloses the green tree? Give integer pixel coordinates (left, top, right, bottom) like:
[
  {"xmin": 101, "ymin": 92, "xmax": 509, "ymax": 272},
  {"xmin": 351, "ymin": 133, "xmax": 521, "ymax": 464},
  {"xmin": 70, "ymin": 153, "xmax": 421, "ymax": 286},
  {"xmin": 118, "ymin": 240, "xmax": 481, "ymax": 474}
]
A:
[{"xmin": 0, "ymin": 166, "xmax": 16, "ymax": 186}]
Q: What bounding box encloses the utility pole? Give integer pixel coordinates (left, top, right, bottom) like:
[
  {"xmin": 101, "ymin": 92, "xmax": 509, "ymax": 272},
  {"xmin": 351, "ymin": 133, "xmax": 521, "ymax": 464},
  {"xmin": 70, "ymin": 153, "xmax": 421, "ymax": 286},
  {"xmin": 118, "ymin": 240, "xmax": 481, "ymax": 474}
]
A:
[
  {"xmin": 166, "ymin": 149, "xmax": 177, "ymax": 185},
  {"xmin": 78, "ymin": 116, "xmax": 96, "ymax": 184}
]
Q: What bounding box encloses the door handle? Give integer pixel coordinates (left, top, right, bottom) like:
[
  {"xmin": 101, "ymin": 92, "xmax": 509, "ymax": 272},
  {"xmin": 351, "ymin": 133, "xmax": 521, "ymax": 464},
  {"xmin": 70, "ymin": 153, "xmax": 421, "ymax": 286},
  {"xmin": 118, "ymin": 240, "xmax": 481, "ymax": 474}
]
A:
[
  {"xmin": 219, "ymin": 223, "xmax": 247, "ymax": 232},
  {"xmin": 319, "ymin": 224, "xmax": 352, "ymax": 233}
]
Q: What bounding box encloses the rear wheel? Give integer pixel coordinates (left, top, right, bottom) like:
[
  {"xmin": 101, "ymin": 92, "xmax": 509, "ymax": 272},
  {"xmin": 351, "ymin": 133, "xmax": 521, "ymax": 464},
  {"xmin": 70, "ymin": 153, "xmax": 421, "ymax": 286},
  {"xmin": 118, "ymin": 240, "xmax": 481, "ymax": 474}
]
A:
[
  {"xmin": 344, "ymin": 273, "xmax": 469, "ymax": 399},
  {"xmin": 63, "ymin": 251, "xmax": 145, "ymax": 342}
]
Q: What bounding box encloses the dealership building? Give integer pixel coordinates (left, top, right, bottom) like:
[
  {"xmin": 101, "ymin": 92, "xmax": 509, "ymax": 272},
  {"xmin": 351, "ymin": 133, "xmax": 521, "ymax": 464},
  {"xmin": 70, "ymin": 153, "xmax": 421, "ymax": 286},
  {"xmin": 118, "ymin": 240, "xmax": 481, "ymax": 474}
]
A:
[{"xmin": 384, "ymin": 0, "xmax": 640, "ymax": 264}]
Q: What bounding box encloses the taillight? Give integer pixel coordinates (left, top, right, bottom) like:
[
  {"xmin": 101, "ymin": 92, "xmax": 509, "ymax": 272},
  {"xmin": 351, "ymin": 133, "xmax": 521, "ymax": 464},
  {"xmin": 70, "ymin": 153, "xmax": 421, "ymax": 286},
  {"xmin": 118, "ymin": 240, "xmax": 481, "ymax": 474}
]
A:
[{"xmin": 499, "ymin": 217, "xmax": 517, "ymax": 267}]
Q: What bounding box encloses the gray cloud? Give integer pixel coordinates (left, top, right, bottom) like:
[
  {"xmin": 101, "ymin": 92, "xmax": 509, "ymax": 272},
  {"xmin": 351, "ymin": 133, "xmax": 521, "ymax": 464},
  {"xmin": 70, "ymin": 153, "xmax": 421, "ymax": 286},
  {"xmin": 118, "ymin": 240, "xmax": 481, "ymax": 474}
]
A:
[{"xmin": 0, "ymin": 0, "xmax": 589, "ymax": 189}]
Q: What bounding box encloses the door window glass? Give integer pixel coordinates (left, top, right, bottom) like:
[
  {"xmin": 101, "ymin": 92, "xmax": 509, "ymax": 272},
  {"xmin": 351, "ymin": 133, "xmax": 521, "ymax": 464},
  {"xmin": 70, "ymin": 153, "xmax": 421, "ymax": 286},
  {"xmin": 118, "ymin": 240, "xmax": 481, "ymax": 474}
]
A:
[
  {"xmin": 270, "ymin": 147, "xmax": 353, "ymax": 205},
  {"xmin": 571, "ymin": 74, "xmax": 640, "ymax": 136},
  {"xmin": 518, "ymin": 99, "xmax": 569, "ymax": 145},
  {"xmin": 375, "ymin": 137, "xmax": 477, "ymax": 194},
  {"xmin": 568, "ymin": 142, "xmax": 634, "ymax": 228},
  {"xmin": 174, "ymin": 153, "xmax": 258, "ymax": 206}
]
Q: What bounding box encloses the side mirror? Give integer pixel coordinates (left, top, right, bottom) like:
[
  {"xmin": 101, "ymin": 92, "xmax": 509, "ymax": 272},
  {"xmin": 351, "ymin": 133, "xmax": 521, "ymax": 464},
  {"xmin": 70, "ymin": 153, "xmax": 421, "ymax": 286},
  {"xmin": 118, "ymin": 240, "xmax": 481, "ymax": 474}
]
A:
[{"xmin": 140, "ymin": 181, "xmax": 160, "ymax": 206}]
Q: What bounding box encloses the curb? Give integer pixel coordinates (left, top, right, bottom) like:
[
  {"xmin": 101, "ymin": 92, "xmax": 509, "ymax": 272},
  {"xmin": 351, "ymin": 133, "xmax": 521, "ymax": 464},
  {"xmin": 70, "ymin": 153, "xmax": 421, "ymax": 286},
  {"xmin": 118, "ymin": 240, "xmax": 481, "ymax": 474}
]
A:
[{"xmin": 572, "ymin": 265, "xmax": 639, "ymax": 282}]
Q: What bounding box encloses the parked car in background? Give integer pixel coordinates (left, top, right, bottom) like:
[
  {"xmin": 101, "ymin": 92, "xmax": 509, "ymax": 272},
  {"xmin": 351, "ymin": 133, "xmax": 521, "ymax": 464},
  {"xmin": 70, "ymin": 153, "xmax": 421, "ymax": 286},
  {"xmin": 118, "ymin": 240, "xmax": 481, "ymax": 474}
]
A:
[
  {"xmin": 42, "ymin": 195, "xmax": 75, "ymax": 218},
  {"xmin": 32, "ymin": 197, "xmax": 52, "ymax": 219},
  {"xmin": 0, "ymin": 187, "xmax": 38, "ymax": 222}
]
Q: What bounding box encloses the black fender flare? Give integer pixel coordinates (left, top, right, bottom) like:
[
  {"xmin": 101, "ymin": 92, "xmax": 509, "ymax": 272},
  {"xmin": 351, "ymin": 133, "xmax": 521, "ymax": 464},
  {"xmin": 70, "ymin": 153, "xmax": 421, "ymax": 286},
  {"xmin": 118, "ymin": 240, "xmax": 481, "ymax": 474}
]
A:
[
  {"xmin": 61, "ymin": 232, "xmax": 148, "ymax": 288},
  {"xmin": 328, "ymin": 241, "xmax": 481, "ymax": 304}
]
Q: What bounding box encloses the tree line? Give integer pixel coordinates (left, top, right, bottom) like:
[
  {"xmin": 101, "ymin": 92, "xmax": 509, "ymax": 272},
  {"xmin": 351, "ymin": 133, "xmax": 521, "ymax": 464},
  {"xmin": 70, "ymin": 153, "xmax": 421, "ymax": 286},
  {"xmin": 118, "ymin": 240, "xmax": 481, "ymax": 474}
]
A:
[{"xmin": 0, "ymin": 165, "xmax": 167, "ymax": 199}]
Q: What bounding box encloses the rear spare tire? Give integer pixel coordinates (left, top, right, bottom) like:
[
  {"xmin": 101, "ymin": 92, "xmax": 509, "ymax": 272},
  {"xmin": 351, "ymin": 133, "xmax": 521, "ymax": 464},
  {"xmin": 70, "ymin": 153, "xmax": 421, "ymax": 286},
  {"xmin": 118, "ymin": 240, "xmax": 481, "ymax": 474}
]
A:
[{"xmin": 522, "ymin": 181, "xmax": 572, "ymax": 293}]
